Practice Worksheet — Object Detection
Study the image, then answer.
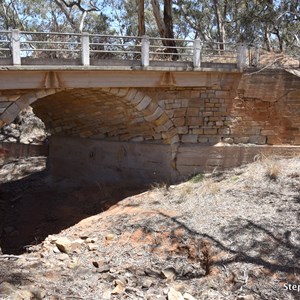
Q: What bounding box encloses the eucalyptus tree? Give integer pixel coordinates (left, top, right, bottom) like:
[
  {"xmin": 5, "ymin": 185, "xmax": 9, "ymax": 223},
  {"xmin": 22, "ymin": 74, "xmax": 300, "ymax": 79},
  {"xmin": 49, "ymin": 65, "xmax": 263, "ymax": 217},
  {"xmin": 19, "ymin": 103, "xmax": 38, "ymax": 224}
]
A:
[{"xmin": 0, "ymin": 0, "xmax": 298, "ymax": 54}]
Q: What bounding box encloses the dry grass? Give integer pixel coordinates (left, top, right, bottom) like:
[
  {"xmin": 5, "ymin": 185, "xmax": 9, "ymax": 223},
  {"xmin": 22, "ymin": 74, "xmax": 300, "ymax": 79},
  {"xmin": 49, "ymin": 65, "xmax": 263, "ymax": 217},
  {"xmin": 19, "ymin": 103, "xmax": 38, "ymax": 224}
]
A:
[
  {"xmin": 254, "ymin": 153, "xmax": 283, "ymax": 181},
  {"xmin": 199, "ymin": 178, "xmax": 221, "ymax": 196},
  {"xmin": 264, "ymin": 159, "xmax": 282, "ymax": 181}
]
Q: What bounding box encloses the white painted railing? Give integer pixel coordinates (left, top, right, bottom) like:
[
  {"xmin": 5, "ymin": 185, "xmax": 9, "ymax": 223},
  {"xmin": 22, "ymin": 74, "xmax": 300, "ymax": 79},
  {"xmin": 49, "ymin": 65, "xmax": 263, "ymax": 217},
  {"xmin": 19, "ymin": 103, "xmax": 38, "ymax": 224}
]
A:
[{"xmin": 0, "ymin": 30, "xmax": 248, "ymax": 69}]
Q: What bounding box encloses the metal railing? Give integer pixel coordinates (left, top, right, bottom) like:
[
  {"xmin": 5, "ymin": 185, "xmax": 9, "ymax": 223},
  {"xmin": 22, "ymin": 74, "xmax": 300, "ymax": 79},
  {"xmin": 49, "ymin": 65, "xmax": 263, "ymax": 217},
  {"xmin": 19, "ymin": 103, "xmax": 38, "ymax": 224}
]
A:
[{"xmin": 0, "ymin": 29, "xmax": 248, "ymax": 69}]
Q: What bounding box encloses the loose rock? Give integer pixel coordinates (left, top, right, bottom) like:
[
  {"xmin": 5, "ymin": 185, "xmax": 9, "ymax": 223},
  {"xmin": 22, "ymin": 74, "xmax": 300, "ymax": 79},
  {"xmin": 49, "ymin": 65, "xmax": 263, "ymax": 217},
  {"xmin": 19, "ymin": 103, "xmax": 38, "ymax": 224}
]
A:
[{"xmin": 168, "ymin": 287, "xmax": 184, "ymax": 300}]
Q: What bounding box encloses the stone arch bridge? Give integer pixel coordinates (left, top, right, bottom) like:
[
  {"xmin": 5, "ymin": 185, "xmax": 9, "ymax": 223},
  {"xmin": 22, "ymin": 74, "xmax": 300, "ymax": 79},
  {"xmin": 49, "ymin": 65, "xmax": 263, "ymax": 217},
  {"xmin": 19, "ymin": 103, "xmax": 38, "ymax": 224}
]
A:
[
  {"xmin": 0, "ymin": 31, "xmax": 299, "ymax": 183},
  {"xmin": 1, "ymin": 67, "xmax": 299, "ymax": 184}
]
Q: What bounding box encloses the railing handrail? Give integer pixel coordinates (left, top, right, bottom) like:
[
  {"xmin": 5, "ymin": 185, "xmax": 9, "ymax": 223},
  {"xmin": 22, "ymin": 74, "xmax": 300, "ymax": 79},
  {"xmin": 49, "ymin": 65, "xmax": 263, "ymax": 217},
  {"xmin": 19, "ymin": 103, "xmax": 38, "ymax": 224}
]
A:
[{"xmin": 0, "ymin": 29, "xmax": 250, "ymax": 70}]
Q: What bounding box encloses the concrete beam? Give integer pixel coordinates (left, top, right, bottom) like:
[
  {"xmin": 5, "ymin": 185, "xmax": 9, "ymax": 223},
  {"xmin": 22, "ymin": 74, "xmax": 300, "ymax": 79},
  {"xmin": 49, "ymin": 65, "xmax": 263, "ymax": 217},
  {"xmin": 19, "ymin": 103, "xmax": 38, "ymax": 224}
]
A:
[{"xmin": 0, "ymin": 69, "xmax": 242, "ymax": 90}]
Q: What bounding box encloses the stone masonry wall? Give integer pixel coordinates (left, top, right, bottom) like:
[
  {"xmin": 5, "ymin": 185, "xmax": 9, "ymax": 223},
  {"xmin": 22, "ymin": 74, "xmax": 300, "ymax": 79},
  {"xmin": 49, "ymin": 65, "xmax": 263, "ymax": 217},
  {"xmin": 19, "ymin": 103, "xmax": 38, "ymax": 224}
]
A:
[
  {"xmin": 0, "ymin": 69, "xmax": 299, "ymax": 148},
  {"xmin": 230, "ymin": 70, "xmax": 300, "ymax": 145}
]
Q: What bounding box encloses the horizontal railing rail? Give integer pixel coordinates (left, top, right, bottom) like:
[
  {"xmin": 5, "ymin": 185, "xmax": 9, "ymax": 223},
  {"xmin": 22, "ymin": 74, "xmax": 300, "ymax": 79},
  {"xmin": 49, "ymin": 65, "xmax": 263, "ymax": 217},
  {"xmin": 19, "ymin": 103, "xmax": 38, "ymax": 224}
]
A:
[{"xmin": 0, "ymin": 29, "xmax": 252, "ymax": 69}]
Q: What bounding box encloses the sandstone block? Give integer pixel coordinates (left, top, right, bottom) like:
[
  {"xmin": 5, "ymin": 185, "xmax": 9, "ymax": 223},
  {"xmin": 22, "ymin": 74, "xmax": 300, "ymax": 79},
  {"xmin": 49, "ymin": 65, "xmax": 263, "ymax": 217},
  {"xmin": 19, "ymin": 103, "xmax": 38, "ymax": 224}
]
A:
[
  {"xmin": 35, "ymin": 90, "xmax": 49, "ymax": 99},
  {"xmin": 169, "ymin": 134, "xmax": 180, "ymax": 144},
  {"xmin": 198, "ymin": 137, "xmax": 209, "ymax": 143},
  {"xmin": 174, "ymin": 109, "xmax": 186, "ymax": 118},
  {"xmin": 143, "ymin": 101, "xmax": 157, "ymax": 115},
  {"xmin": 135, "ymin": 96, "xmax": 151, "ymax": 111},
  {"xmin": 162, "ymin": 127, "xmax": 178, "ymax": 139},
  {"xmin": 223, "ymin": 137, "xmax": 234, "ymax": 144},
  {"xmin": 186, "ymin": 117, "xmax": 202, "ymax": 126},
  {"xmin": 177, "ymin": 126, "xmax": 188, "ymax": 134},
  {"xmin": 126, "ymin": 89, "xmax": 139, "ymax": 102},
  {"xmin": 0, "ymin": 102, "xmax": 19, "ymax": 124},
  {"xmin": 173, "ymin": 117, "xmax": 185, "ymax": 127},
  {"xmin": 181, "ymin": 134, "xmax": 198, "ymax": 143},
  {"xmin": 130, "ymin": 136, "xmax": 144, "ymax": 142},
  {"xmin": 205, "ymin": 103, "xmax": 215, "ymax": 108},
  {"xmin": 208, "ymin": 116, "xmax": 219, "ymax": 122},
  {"xmin": 192, "ymin": 128, "xmax": 203, "ymax": 134},
  {"xmin": 172, "ymin": 103, "xmax": 181, "ymax": 108},
  {"xmin": 216, "ymin": 91, "xmax": 229, "ymax": 97},
  {"xmin": 209, "ymin": 137, "xmax": 220, "ymax": 143},
  {"xmin": 234, "ymin": 137, "xmax": 249, "ymax": 143},
  {"xmin": 158, "ymin": 100, "xmax": 165, "ymax": 108},
  {"xmin": 216, "ymin": 121, "xmax": 224, "ymax": 126},
  {"xmin": 187, "ymin": 108, "xmax": 199, "ymax": 117},
  {"xmin": 114, "ymin": 88, "xmax": 129, "ymax": 97},
  {"xmin": 181, "ymin": 99, "xmax": 189, "ymax": 107},
  {"xmin": 0, "ymin": 101, "xmax": 12, "ymax": 109},
  {"xmin": 155, "ymin": 120, "xmax": 173, "ymax": 133},
  {"xmin": 204, "ymin": 128, "xmax": 217, "ymax": 135},
  {"xmin": 144, "ymin": 107, "xmax": 164, "ymax": 122},
  {"xmin": 218, "ymin": 127, "xmax": 231, "ymax": 135},
  {"xmin": 189, "ymin": 99, "xmax": 205, "ymax": 108},
  {"xmin": 249, "ymin": 135, "xmax": 267, "ymax": 145},
  {"xmin": 154, "ymin": 113, "xmax": 170, "ymax": 126},
  {"xmin": 191, "ymin": 91, "xmax": 201, "ymax": 98},
  {"xmin": 203, "ymin": 112, "xmax": 213, "ymax": 117},
  {"xmin": 165, "ymin": 110, "xmax": 174, "ymax": 118}
]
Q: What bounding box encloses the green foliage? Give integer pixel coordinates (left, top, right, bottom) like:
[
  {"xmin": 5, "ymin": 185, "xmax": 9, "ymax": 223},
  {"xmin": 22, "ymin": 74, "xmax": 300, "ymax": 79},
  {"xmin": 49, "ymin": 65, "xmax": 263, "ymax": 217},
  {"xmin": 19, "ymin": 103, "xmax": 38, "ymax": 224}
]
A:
[
  {"xmin": 189, "ymin": 172, "xmax": 204, "ymax": 183},
  {"xmin": 0, "ymin": 0, "xmax": 298, "ymax": 53}
]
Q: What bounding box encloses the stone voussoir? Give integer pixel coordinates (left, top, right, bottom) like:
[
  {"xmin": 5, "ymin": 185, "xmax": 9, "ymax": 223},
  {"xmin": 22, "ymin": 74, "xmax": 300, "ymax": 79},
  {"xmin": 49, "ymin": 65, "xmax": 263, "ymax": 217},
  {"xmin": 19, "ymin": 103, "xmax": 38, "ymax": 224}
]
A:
[
  {"xmin": 129, "ymin": 90, "xmax": 145, "ymax": 105},
  {"xmin": 144, "ymin": 106, "xmax": 164, "ymax": 122},
  {"xmin": 135, "ymin": 96, "xmax": 152, "ymax": 111}
]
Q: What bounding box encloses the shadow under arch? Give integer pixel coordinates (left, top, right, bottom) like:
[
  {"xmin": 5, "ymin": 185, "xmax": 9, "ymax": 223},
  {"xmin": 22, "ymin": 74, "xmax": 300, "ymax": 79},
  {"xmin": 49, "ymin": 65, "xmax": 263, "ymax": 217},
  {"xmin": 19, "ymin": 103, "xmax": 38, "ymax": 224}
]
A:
[{"xmin": 0, "ymin": 159, "xmax": 148, "ymax": 254}]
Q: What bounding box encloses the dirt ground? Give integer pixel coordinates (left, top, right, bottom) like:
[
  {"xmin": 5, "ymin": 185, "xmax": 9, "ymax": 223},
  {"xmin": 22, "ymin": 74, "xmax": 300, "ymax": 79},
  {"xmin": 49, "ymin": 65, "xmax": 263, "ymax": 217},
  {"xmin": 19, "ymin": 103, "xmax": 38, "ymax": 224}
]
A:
[{"xmin": 0, "ymin": 155, "xmax": 299, "ymax": 300}]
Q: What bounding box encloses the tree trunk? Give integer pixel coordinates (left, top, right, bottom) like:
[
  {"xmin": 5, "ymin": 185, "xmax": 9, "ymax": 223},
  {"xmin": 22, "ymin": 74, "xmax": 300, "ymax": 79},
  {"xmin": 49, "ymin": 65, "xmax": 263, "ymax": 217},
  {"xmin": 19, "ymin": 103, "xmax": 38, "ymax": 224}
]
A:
[
  {"xmin": 138, "ymin": 0, "xmax": 145, "ymax": 36},
  {"xmin": 212, "ymin": 0, "xmax": 226, "ymax": 50},
  {"xmin": 163, "ymin": 0, "xmax": 178, "ymax": 59},
  {"xmin": 264, "ymin": 27, "xmax": 271, "ymax": 52},
  {"xmin": 151, "ymin": 0, "xmax": 166, "ymax": 37},
  {"xmin": 151, "ymin": 0, "xmax": 178, "ymax": 60}
]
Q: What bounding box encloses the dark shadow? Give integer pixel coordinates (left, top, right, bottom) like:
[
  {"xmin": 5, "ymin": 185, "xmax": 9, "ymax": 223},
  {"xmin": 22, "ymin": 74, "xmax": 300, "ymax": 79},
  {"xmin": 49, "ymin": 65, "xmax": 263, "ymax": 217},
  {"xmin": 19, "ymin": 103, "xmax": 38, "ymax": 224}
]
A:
[{"xmin": 0, "ymin": 160, "xmax": 148, "ymax": 254}]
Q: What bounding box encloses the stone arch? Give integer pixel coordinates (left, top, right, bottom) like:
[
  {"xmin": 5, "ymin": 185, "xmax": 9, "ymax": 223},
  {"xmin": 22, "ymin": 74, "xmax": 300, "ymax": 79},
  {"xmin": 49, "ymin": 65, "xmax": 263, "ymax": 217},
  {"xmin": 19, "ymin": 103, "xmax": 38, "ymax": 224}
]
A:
[
  {"xmin": 0, "ymin": 87, "xmax": 180, "ymax": 169},
  {"xmin": 0, "ymin": 89, "xmax": 62, "ymax": 127},
  {"xmin": 102, "ymin": 88, "xmax": 179, "ymax": 145},
  {"xmin": 102, "ymin": 88, "xmax": 180, "ymax": 169}
]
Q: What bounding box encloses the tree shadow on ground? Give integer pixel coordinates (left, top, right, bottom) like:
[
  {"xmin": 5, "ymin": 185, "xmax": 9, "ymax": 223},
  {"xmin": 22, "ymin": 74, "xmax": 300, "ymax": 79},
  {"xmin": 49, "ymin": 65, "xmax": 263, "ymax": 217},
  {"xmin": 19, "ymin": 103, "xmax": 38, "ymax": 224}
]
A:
[
  {"xmin": 0, "ymin": 166, "xmax": 147, "ymax": 254},
  {"xmin": 110, "ymin": 200, "xmax": 300, "ymax": 299},
  {"xmin": 144, "ymin": 212, "xmax": 300, "ymax": 273}
]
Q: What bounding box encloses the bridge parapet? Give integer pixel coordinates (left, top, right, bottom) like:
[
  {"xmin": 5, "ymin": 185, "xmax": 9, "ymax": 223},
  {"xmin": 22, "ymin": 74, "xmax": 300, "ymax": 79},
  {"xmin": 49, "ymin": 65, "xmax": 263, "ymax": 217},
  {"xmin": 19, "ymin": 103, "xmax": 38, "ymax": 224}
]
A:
[{"xmin": 0, "ymin": 30, "xmax": 250, "ymax": 70}]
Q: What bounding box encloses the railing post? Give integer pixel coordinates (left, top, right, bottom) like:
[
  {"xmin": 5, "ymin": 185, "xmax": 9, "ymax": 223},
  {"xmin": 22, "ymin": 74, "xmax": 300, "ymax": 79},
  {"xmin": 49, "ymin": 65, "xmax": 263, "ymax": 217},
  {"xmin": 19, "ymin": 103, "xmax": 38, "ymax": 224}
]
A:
[
  {"xmin": 11, "ymin": 29, "xmax": 21, "ymax": 66},
  {"xmin": 141, "ymin": 35, "xmax": 149, "ymax": 67},
  {"xmin": 193, "ymin": 39, "xmax": 201, "ymax": 68},
  {"xmin": 237, "ymin": 43, "xmax": 247, "ymax": 70},
  {"xmin": 81, "ymin": 32, "xmax": 90, "ymax": 66}
]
